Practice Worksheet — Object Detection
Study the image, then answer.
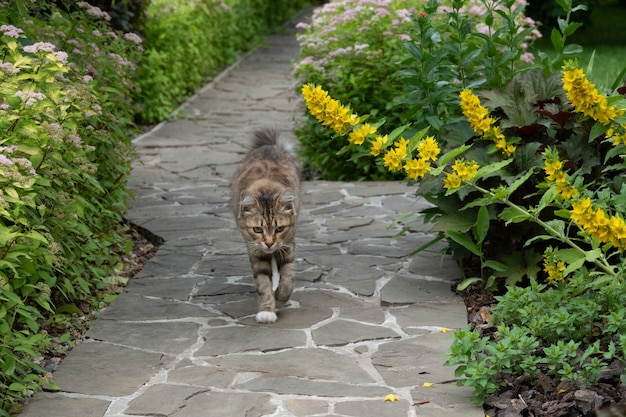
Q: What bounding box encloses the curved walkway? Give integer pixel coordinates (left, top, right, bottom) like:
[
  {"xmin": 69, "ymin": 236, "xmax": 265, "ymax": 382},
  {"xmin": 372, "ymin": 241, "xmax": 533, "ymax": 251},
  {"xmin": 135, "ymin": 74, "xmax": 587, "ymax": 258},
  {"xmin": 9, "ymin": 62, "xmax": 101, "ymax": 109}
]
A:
[{"xmin": 21, "ymin": 9, "xmax": 483, "ymax": 417}]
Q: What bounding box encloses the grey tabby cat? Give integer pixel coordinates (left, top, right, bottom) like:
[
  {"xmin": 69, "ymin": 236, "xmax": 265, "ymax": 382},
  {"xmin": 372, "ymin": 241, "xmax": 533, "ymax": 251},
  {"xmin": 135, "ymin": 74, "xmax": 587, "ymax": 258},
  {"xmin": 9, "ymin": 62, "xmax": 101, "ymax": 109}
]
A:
[{"xmin": 231, "ymin": 128, "xmax": 301, "ymax": 323}]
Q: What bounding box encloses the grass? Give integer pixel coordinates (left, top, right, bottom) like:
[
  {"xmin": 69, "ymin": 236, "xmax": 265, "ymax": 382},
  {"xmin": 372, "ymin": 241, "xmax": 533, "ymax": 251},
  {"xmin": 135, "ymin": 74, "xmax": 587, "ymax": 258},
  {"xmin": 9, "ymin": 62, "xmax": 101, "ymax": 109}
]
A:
[{"xmin": 534, "ymin": 2, "xmax": 626, "ymax": 90}]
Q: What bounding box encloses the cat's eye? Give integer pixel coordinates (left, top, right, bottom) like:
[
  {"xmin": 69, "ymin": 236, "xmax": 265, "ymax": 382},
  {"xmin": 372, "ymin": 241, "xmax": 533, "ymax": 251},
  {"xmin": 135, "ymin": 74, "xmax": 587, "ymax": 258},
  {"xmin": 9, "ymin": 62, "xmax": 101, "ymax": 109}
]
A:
[
  {"xmin": 275, "ymin": 226, "xmax": 285, "ymax": 233},
  {"xmin": 252, "ymin": 227, "xmax": 263, "ymax": 234}
]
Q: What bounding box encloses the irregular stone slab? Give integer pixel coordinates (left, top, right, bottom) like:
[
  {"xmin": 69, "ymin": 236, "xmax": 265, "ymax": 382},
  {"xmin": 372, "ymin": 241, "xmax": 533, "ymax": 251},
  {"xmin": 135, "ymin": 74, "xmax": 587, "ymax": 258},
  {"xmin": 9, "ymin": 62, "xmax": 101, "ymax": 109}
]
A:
[
  {"xmin": 205, "ymin": 348, "xmax": 376, "ymax": 383},
  {"xmin": 324, "ymin": 217, "xmax": 374, "ymax": 231},
  {"xmin": 330, "ymin": 265, "xmax": 384, "ymax": 296},
  {"xmin": 194, "ymin": 280, "xmax": 256, "ymax": 297},
  {"xmin": 347, "ymin": 241, "xmax": 409, "ymax": 258},
  {"xmin": 211, "ymin": 297, "xmax": 257, "ymax": 318},
  {"xmin": 293, "ymin": 290, "xmax": 362, "ymax": 309},
  {"xmin": 86, "ymin": 320, "xmax": 201, "ymax": 355},
  {"xmin": 125, "ymin": 384, "xmax": 210, "ymax": 415},
  {"xmin": 389, "ymin": 304, "xmax": 468, "ymax": 335},
  {"xmin": 334, "ymin": 398, "xmax": 411, "ymax": 417},
  {"xmin": 382, "ymin": 194, "xmax": 423, "ymax": 214},
  {"xmin": 170, "ymin": 391, "xmax": 275, "ymax": 417},
  {"xmin": 381, "ymin": 275, "xmax": 457, "ymax": 305},
  {"xmin": 411, "ymin": 383, "xmax": 479, "ymax": 417},
  {"xmin": 284, "ymin": 399, "xmax": 329, "ymax": 417},
  {"xmin": 167, "ymin": 364, "xmax": 237, "ymax": 388},
  {"xmin": 372, "ymin": 333, "xmax": 458, "ymax": 388},
  {"xmin": 126, "ymin": 275, "xmax": 207, "ymax": 300},
  {"xmin": 96, "ymin": 292, "xmax": 218, "ymax": 321},
  {"xmin": 237, "ymin": 375, "xmax": 390, "ymax": 398},
  {"xmin": 196, "ymin": 325, "xmax": 306, "ymax": 355},
  {"xmin": 134, "ymin": 251, "xmax": 202, "ymax": 277},
  {"xmin": 50, "ymin": 341, "xmax": 173, "ymax": 396},
  {"xmin": 408, "ymin": 252, "xmax": 461, "ymax": 282},
  {"xmin": 20, "ymin": 392, "xmax": 110, "ymax": 417},
  {"xmin": 339, "ymin": 306, "xmax": 386, "ymax": 325},
  {"xmin": 312, "ymin": 320, "xmax": 400, "ymax": 347},
  {"xmin": 198, "ymin": 255, "xmax": 256, "ymax": 277},
  {"xmin": 343, "ymin": 181, "xmax": 408, "ymax": 197},
  {"xmin": 239, "ymin": 307, "xmax": 333, "ymax": 329}
]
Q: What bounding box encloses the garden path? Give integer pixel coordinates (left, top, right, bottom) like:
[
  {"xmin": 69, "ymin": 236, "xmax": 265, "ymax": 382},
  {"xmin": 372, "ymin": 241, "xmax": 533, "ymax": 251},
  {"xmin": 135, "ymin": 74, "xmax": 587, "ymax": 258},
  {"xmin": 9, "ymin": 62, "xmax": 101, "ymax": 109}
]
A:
[{"xmin": 20, "ymin": 8, "xmax": 483, "ymax": 417}]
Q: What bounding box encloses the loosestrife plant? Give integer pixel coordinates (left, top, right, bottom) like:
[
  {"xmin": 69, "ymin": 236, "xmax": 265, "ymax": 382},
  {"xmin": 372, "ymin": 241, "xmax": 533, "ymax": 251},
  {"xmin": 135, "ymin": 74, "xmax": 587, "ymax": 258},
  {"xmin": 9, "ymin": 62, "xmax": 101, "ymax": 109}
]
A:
[
  {"xmin": 302, "ymin": 59, "xmax": 626, "ymax": 401},
  {"xmin": 295, "ymin": 0, "xmax": 540, "ymax": 180}
]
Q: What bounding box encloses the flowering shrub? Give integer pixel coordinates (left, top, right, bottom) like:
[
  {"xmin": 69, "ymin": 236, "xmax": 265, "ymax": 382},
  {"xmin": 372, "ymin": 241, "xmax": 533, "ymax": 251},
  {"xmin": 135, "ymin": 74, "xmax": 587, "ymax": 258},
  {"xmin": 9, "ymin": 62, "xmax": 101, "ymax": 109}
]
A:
[
  {"xmin": 295, "ymin": 0, "xmax": 540, "ymax": 180},
  {"xmin": 302, "ymin": 58, "xmax": 626, "ymax": 401},
  {"xmin": 0, "ymin": 2, "xmax": 142, "ymax": 413}
]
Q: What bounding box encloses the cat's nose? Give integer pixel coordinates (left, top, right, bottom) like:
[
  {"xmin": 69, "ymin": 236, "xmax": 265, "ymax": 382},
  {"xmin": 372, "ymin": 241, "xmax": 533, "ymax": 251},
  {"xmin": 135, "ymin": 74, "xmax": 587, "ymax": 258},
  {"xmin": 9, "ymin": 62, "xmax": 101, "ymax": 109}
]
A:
[{"xmin": 266, "ymin": 242, "xmax": 274, "ymax": 248}]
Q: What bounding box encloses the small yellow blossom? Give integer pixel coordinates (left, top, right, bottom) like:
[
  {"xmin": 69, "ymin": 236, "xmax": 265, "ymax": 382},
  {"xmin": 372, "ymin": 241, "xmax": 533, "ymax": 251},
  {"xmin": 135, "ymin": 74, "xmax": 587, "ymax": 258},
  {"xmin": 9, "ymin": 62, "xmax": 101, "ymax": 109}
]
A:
[
  {"xmin": 370, "ymin": 134, "xmax": 389, "ymax": 156},
  {"xmin": 422, "ymin": 382, "xmax": 434, "ymax": 388},
  {"xmin": 439, "ymin": 327, "xmax": 451, "ymax": 333},
  {"xmin": 544, "ymin": 258, "xmax": 566, "ymax": 283},
  {"xmin": 348, "ymin": 123, "xmax": 376, "ymax": 145},
  {"xmin": 404, "ymin": 158, "xmax": 431, "ymax": 181},
  {"xmin": 383, "ymin": 394, "xmax": 400, "ymax": 402},
  {"xmin": 395, "ymin": 136, "xmax": 410, "ymax": 152},
  {"xmin": 443, "ymin": 172, "xmax": 462, "ymax": 190},
  {"xmin": 417, "ymin": 136, "xmax": 440, "ymax": 161},
  {"xmin": 451, "ymin": 159, "xmax": 479, "ymax": 181},
  {"xmin": 383, "ymin": 147, "xmax": 405, "ymax": 172}
]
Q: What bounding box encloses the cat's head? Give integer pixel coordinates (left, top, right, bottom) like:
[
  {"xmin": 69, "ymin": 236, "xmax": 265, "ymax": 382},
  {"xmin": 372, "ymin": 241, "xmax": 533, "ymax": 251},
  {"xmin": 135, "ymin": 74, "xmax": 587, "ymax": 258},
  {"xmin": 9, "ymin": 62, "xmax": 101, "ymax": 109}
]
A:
[{"xmin": 238, "ymin": 186, "xmax": 297, "ymax": 255}]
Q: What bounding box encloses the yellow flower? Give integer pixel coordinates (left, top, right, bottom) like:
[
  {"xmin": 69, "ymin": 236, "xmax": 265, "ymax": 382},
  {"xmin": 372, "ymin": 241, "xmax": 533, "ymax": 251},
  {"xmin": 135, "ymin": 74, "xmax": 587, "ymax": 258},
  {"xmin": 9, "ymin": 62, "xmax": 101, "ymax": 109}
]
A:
[
  {"xmin": 451, "ymin": 159, "xmax": 479, "ymax": 181},
  {"xmin": 606, "ymin": 124, "xmax": 626, "ymax": 146},
  {"xmin": 404, "ymin": 158, "xmax": 431, "ymax": 181},
  {"xmin": 395, "ymin": 136, "xmax": 410, "ymax": 152},
  {"xmin": 383, "ymin": 147, "xmax": 405, "ymax": 172},
  {"xmin": 460, "ymin": 89, "xmax": 492, "ymax": 135},
  {"xmin": 301, "ymin": 84, "xmax": 359, "ymax": 135},
  {"xmin": 608, "ymin": 215, "xmax": 626, "ymax": 249},
  {"xmin": 417, "ymin": 136, "xmax": 440, "ymax": 161},
  {"xmin": 544, "ymin": 159, "xmax": 563, "ymax": 181},
  {"xmin": 349, "ymin": 123, "xmax": 376, "ymax": 145},
  {"xmin": 443, "ymin": 172, "xmax": 462, "ymax": 190},
  {"xmin": 561, "ymin": 65, "xmax": 623, "ymax": 125},
  {"xmin": 370, "ymin": 134, "xmax": 389, "ymax": 156},
  {"xmin": 544, "ymin": 258, "xmax": 566, "ymax": 283},
  {"xmin": 422, "ymin": 382, "xmax": 434, "ymax": 388}
]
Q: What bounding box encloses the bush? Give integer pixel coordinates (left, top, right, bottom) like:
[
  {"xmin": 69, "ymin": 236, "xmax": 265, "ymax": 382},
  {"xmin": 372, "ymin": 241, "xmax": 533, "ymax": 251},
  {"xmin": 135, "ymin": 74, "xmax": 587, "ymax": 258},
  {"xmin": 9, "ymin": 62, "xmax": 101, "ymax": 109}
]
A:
[
  {"xmin": 300, "ymin": 0, "xmax": 626, "ymax": 404},
  {"xmin": 0, "ymin": 2, "xmax": 141, "ymax": 414},
  {"xmin": 136, "ymin": 0, "xmax": 314, "ymax": 124},
  {"xmin": 294, "ymin": 0, "xmax": 540, "ymax": 180}
]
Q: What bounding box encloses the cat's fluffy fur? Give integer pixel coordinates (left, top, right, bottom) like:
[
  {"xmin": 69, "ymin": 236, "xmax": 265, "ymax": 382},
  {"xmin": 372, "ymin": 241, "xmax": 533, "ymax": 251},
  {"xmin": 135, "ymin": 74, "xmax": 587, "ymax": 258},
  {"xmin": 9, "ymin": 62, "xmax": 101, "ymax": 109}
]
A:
[{"xmin": 231, "ymin": 128, "xmax": 301, "ymax": 323}]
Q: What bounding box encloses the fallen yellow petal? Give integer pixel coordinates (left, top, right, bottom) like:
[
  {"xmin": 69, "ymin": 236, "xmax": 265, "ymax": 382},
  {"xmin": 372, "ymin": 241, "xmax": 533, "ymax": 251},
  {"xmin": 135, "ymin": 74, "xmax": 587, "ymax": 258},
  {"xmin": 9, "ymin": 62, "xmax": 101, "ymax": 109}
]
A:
[
  {"xmin": 440, "ymin": 327, "xmax": 451, "ymax": 333},
  {"xmin": 423, "ymin": 382, "xmax": 434, "ymax": 387},
  {"xmin": 383, "ymin": 394, "xmax": 400, "ymax": 402}
]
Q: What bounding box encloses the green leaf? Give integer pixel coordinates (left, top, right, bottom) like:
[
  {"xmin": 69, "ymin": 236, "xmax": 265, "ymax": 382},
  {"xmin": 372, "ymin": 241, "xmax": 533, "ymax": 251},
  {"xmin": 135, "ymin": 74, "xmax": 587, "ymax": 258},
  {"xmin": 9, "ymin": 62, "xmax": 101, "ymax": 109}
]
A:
[
  {"xmin": 457, "ymin": 277, "xmax": 482, "ymax": 292},
  {"xmin": 475, "ymin": 159, "xmax": 513, "ymax": 180},
  {"xmin": 550, "ymin": 28, "xmax": 564, "ymax": 53},
  {"xmin": 483, "ymin": 260, "xmax": 508, "ymax": 272},
  {"xmin": 474, "ymin": 205, "xmax": 490, "ymax": 245},
  {"xmin": 447, "ymin": 231, "xmax": 482, "ymax": 257},
  {"xmin": 499, "ymin": 206, "xmax": 532, "ymax": 224}
]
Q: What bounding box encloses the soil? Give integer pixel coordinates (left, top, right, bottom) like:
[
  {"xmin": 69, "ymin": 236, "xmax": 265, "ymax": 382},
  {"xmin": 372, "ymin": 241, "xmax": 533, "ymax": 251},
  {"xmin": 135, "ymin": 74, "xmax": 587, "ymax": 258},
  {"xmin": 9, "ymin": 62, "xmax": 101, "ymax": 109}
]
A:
[{"xmin": 462, "ymin": 290, "xmax": 626, "ymax": 417}]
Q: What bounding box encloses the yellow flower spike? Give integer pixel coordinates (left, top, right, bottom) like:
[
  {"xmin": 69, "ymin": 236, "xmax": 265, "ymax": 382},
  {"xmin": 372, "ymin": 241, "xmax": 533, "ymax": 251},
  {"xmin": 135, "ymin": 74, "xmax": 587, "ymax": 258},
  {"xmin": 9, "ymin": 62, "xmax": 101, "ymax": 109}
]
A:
[
  {"xmin": 383, "ymin": 394, "xmax": 400, "ymax": 403},
  {"xmin": 404, "ymin": 158, "xmax": 430, "ymax": 181},
  {"xmin": 422, "ymin": 382, "xmax": 434, "ymax": 388},
  {"xmin": 417, "ymin": 136, "xmax": 440, "ymax": 161},
  {"xmin": 370, "ymin": 134, "xmax": 389, "ymax": 157},
  {"xmin": 348, "ymin": 123, "xmax": 376, "ymax": 145}
]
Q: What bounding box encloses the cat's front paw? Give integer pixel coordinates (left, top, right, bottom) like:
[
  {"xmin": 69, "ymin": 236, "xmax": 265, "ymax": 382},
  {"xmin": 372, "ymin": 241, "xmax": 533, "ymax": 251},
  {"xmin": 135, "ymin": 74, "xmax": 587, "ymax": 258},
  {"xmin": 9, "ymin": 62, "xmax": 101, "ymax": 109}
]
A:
[{"xmin": 255, "ymin": 311, "xmax": 278, "ymax": 324}]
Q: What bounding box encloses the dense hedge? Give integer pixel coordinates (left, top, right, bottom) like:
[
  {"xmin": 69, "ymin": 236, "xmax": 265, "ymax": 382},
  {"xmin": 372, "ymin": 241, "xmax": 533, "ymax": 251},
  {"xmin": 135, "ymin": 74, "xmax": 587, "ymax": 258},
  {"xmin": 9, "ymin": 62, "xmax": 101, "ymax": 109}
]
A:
[
  {"xmin": 0, "ymin": 1, "xmax": 141, "ymax": 414},
  {"xmin": 136, "ymin": 0, "xmax": 315, "ymax": 124}
]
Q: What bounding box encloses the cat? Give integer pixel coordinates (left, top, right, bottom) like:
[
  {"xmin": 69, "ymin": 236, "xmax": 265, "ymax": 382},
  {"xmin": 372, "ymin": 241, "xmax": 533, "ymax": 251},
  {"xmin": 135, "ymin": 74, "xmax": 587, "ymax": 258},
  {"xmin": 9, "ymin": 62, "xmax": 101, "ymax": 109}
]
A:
[{"xmin": 231, "ymin": 128, "xmax": 301, "ymax": 324}]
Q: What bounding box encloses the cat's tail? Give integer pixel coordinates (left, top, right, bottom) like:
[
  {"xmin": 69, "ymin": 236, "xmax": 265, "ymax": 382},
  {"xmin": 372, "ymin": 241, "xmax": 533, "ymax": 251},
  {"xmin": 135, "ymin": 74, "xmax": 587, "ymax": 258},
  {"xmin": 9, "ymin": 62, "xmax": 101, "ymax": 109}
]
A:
[{"xmin": 252, "ymin": 127, "xmax": 297, "ymax": 157}]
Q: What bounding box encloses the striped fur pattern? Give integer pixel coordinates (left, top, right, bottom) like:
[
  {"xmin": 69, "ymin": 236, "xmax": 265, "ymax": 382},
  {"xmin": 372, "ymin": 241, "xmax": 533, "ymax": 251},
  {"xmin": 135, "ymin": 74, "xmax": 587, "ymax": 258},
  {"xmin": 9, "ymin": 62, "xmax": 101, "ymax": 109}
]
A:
[{"xmin": 231, "ymin": 128, "xmax": 301, "ymax": 323}]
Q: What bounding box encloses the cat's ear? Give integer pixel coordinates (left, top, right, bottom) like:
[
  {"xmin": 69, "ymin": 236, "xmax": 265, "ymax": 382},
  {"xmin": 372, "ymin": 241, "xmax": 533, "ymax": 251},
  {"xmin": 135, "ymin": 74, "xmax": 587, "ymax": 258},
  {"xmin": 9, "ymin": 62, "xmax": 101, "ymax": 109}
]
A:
[
  {"xmin": 280, "ymin": 188, "xmax": 297, "ymax": 216},
  {"xmin": 239, "ymin": 191, "xmax": 256, "ymax": 217}
]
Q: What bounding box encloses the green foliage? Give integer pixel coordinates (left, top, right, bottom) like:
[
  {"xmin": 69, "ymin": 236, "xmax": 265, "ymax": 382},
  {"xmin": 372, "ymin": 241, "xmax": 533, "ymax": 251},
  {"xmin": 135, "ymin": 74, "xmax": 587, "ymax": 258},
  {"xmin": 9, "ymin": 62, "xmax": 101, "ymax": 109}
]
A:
[
  {"xmin": 446, "ymin": 275, "xmax": 626, "ymax": 403},
  {"xmin": 137, "ymin": 0, "xmax": 313, "ymax": 124},
  {"xmin": 294, "ymin": 0, "xmax": 540, "ymax": 180},
  {"xmin": 0, "ymin": 1, "xmax": 140, "ymax": 413}
]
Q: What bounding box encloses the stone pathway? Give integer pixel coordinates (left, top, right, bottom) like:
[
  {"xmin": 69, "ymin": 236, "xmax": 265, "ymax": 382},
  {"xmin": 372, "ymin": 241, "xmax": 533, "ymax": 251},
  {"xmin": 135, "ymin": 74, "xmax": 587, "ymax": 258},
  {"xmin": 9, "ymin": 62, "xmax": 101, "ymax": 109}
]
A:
[{"xmin": 20, "ymin": 8, "xmax": 484, "ymax": 417}]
